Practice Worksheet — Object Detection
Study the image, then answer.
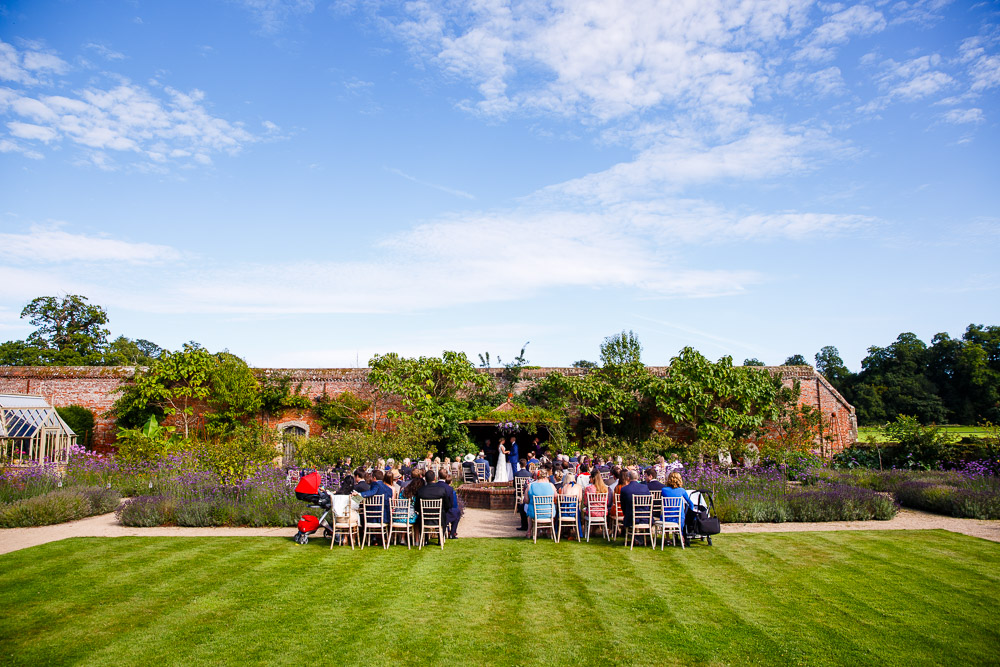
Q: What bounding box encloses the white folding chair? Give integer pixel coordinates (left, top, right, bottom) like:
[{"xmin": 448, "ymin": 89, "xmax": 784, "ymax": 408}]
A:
[
  {"xmin": 625, "ymin": 494, "xmax": 655, "ymax": 551},
  {"xmin": 556, "ymin": 495, "xmax": 580, "ymax": 543},
  {"xmin": 656, "ymin": 497, "xmax": 686, "ymax": 549},
  {"xmin": 418, "ymin": 498, "xmax": 445, "ymax": 550},
  {"xmin": 584, "ymin": 492, "xmax": 609, "ymax": 542},
  {"xmin": 389, "ymin": 498, "xmax": 413, "ymax": 549},
  {"xmin": 474, "ymin": 461, "xmax": 488, "ymax": 482},
  {"xmin": 513, "ymin": 476, "xmax": 530, "ymax": 513},
  {"xmin": 529, "ymin": 495, "xmax": 556, "ymax": 544},
  {"xmin": 362, "ymin": 495, "xmax": 388, "ymax": 549}
]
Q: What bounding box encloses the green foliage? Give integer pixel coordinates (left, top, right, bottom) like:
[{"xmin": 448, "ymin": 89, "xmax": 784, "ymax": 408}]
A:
[
  {"xmin": 294, "ymin": 418, "xmax": 431, "ymax": 468},
  {"xmin": 783, "ymin": 354, "xmax": 810, "ymax": 366},
  {"xmin": 763, "ymin": 400, "xmax": 823, "ymax": 457},
  {"xmin": 881, "ymin": 415, "xmax": 955, "ymax": 469},
  {"xmin": 258, "ymin": 373, "xmax": 313, "ymax": 415},
  {"xmin": 571, "ymin": 359, "xmax": 598, "ymax": 369},
  {"xmin": 0, "ymin": 486, "xmax": 120, "ymax": 528},
  {"xmin": 600, "ymin": 330, "xmax": 642, "ymax": 367},
  {"xmin": 643, "ymin": 347, "xmax": 787, "ymax": 443},
  {"xmin": 186, "ymin": 425, "xmax": 279, "ymax": 484},
  {"xmin": 204, "ymin": 353, "xmax": 261, "ymax": 435},
  {"xmin": 367, "ymin": 350, "xmax": 492, "ymax": 454},
  {"xmin": 56, "ymin": 405, "xmax": 95, "ymax": 449},
  {"xmin": 102, "ymin": 336, "xmax": 163, "ymax": 366},
  {"xmin": 114, "ymin": 415, "xmax": 180, "ymax": 464},
  {"xmin": 312, "ymin": 391, "xmax": 370, "ymax": 431},
  {"xmin": 743, "ymin": 358, "xmax": 765, "ymax": 366},
  {"xmin": 21, "ymin": 295, "xmax": 110, "ymax": 365}
]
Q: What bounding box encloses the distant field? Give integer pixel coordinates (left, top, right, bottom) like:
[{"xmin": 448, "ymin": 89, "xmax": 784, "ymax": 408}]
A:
[{"xmin": 857, "ymin": 425, "xmax": 991, "ymax": 443}]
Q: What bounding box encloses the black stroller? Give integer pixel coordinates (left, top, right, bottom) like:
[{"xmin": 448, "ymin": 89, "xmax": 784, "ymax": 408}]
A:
[
  {"xmin": 293, "ymin": 471, "xmax": 333, "ymax": 545},
  {"xmin": 685, "ymin": 489, "xmax": 721, "ymax": 546}
]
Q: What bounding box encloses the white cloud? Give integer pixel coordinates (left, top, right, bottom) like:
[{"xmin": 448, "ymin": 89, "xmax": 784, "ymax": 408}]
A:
[
  {"xmin": 942, "ymin": 107, "xmax": 984, "ymax": 124},
  {"xmin": 0, "ymin": 225, "xmax": 182, "ymax": 264},
  {"xmin": 234, "ymin": 0, "xmax": 316, "ymax": 34},
  {"xmin": 960, "ymin": 37, "xmax": 1000, "ymax": 93},
  {"xmin": 0, "ymin": 39, "xmax": 69, "ymax": 85},
  {"xmin": 83, "ymin": 42, "xmax": 126, "ymax": 61},
  {"xmin": 391, "ymin": 0, "xmax": 813, "ymax": 124},
  {"xmin": 860, "ymin": 53, "xmax": 954, "ymax": 112},
  {"xmin": 794, "ymin": 4, "xmax": 885, "ymax": 62},
  {"xmin": 542, "ymin": 122, "xmax": 846, "ymax": 205}
]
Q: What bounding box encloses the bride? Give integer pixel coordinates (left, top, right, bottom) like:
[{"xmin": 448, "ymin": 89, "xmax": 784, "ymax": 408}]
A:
[{"xmin": 493, "ymin": 438, "xmax": 511, "ymax": 483}]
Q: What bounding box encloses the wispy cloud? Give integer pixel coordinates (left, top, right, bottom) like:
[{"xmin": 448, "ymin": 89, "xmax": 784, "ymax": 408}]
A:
[
  {"xmin": 0, "ymin": 38, "xmax": 68, "ymax": 85},
  {"xmin": 794, "ymin": 4, "xmax": 886, "ymax": 62},
  {"xmin": 0, "ymin": 225, "xmax": 182, "ymax": 264},
  {"xmin": 232, "ymin": 0, "xmax": 316, "ymax": 34},
  {"xmin": 386, "ymin": 167, "xmax": 476, "ymax": 200},
  {"xmin": 0, "ymin": 39, "xmax": 267, "ymax": 169}
]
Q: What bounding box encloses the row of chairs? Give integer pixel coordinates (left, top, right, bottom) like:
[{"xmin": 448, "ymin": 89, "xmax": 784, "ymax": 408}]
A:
[
  {"xmin": 526, "ymin": 492, "xmax": 686, "ymax": 550},
  {"xmin": 328, "ymin": 494, "xmax": 447, "ymax": 551}
]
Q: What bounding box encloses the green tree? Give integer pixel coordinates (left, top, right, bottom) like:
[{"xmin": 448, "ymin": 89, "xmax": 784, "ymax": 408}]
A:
[
  {"xmin": 56, "ymin": 405, "xmax": 96, "ymax": 450},
  {"xmin": 642, "ymin": 347, "xmax": 787, "ymax": 444},
  {"xmin": 852, "ymin": 333, "xmax": 946, "ymax": 425},
  {"xmin": 103, "ymin": 336, "xmax": 164, "ymax": 366},
  {"xmin": 204, "ymin": 352, "xmax": 261, "ymax": 434},
  {"xmin": 367, "ymin": 351, "xmax": 494, "ymax": 455},
  {"xmin": 572, "ymin": 359, "xmax": 598, "ymax": 369},
  {"xmin": 112, "ymin": 343, "xmax": 216, "ymax": 438},
  {"xmin": 743, "ymin": 358, "xmax": 765, "ymax": 367},
  {"xmin": 1, "ymin": 295, "xmax": 110, "ymax": 365},
  {"xmin": 783, "ymin": 354, "xmax": 810, "ymax": 366},
  {"xmin": 814, "ymin": 346, "xmax": 853, "ymax": 393}
]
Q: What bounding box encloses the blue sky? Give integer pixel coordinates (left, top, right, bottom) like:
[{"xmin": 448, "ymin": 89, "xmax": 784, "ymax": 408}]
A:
[{"xmin": 1, "ymin": 0, "xmax": 998, "ymax": 371}]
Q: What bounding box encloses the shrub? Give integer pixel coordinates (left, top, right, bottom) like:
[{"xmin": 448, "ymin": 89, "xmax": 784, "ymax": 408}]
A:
[
  {"xmin": 0, "ymin": 464, "xmax": 61, "ymax": 504},
  {"xmin": 0, "ymin": 486, "xmax": 120, "ymax": 528},
  {"xmin": 56, "ymin": 405, "xmax": 96, "ymax": 449},
  {"xmin": 117, "ymin": 495, "xmax": 176, "ymax": 527}
]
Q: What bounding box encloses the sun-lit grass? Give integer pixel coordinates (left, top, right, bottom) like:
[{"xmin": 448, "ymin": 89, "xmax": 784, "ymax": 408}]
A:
[
  {"xmin": 1, "ymin": 531, "xmax": 998, "ymax": 666},
  {"xmin": 857, "ymin": 425, "xmax": 991, "ymax": 443}
]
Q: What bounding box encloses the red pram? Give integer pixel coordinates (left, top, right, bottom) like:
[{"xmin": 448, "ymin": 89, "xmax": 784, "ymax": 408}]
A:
[{"xmin": 293, "ymin": 472, "xmax": 333, "ymax": 545}]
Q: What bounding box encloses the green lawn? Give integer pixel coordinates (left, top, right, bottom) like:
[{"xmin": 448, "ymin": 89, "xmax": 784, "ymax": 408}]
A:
[
  {"xmin": 2, "ymin": 532, "xmax": 998, "ymax": 666},
  {"xmin": 857, "ymin": 425, "xmax": 991, "ymax": 443}
]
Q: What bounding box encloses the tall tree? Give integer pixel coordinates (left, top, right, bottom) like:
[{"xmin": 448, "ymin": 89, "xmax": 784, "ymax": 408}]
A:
[{"xmin": 814, "ymin": 345, "xmax": 853, "ymax": 393}]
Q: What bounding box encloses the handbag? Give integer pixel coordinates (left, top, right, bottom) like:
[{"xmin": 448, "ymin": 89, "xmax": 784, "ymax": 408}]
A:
[{"xmin": 694, "ymin": 510, "xmax": 721, "ymax": 535}]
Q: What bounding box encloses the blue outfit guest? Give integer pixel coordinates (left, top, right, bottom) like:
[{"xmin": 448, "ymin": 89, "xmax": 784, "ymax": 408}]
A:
[
  {"xmin": 473, "ymin": 452, "xmax": 492, "ymax": 481},
  {"xmin": 661, "ymin": 471, "xmax": 694, "ymax": 531},
  {"xmin": 524, "ymin": 478, "xmax": 557, "ymax": 522},
  {"xmin": 358, "ymin": 470, "xmax": 394, "ymax": 523}
]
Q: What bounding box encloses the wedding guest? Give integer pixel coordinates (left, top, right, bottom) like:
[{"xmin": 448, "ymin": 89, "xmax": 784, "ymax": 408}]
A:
[
  {"xmin": 415, "ymin": 469, "xmax": 453, "ymax": 533},
  {"xmin": 401, "ymin": 458, "xmax": 413, "ymax": 477},
  {"xmin": 474, "ymin": 451, "xmax": 492, "ymax": 481},
  {"xmin": 583, "ymin": 470, "xmax": 608, "ymax": 520},
  {"xmin": 357, "ymin": 470, "xmax": 393, "ymax": 523},
  {"xmin": 353, "ymin": 468, "xmax": 371, "ymax": 494},
  {"xmin": 661, "ymin": 471, "xmax": 694, "ymax": 535},
  {"xmin": 514, "ymin": 460, "xmax": 533, "ymax": 531},
  {"xmin": 438, "ymin": 469, "xmax": 462, "ymax": 539},
  {"xmin": 570, "ymin": 451, "xmax": 581, "ymax": 463},
  {"xmin": 644, "ymin": 468, "xmax": 664, "ymax": 492},
  {"xmin": 619, "ymin": 470, "xmax": 650, "ymax": 531},
  {"xmin": 522, "ymin": 473, "xmax": 557, "ymax": 534}
]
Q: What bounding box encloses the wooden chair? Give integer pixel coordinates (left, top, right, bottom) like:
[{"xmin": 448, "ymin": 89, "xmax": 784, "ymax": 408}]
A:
[
  {"xmin": 418, "ymin": 498, "xmax": 445, "ymax": 550},
  {"xmin": 329, "ymin": 494, "xmax": 359, "ymax": 550},
  {"xmin": 362, "ymin": 495, "xmax": 388, "ymax": 550},
  {"xmin": 583, "ymin": 492, "xmax": 609, "ymax": 542},
  {"xmin": 656, "ymin": 497, "xmax": 686, "ymax": 550},
  {"xmin": 474, "ymin": 461, "xmax": 488, "ymax": 482},
  {"xmin": 529, "ymin": 495, "xmax": 556, "ymax": 544},
  {"xmin": 462, "ymin": 466, "xmax": 477, "ymax": 484},
  {"xmin": 556, "ymin": 495, "xmax": 580, "ymax": 543},
  {"xmin": 625, "ymin": 494, "xmax": 655, "ymax": 551},
  {"xmin": 513, "ymin": 476, "xmax": 530, "ymax": 513},
  {"xmin": 389, "ymin": 498, "xmax": 413, "ymax": 549}
]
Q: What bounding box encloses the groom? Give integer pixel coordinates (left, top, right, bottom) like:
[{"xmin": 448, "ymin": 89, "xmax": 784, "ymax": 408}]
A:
[{"xmin": 509, "ymin": 436, "xmax": 520, "ymax": 472}]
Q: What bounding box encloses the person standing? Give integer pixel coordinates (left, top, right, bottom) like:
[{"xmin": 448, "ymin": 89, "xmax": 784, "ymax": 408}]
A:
[
  {"xmin": 494, "ymin": 439, "xmax": 510, "ymax": 483},
  {"xmin": 509, "ymin": 436, "xmax": 520, "ymax": 473}
]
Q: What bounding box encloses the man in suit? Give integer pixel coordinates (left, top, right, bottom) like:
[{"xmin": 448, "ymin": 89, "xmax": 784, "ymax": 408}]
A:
[
  {"xmin": 416, "ymin": 469, "xmax": 453, "ymax": 534},
  {"xmin": 619, "ymin": 470, "xmax": 650, "ymax": 534},
  {"xmin": 474, "ymin": 451, "xmax": 491, "ymax": 481},
  {"xmin": 358, "ymin": 469, "xmax": 393, "ymax": 524},
  {"xmin": 509, "ymin": 436, "xmax": 520, "ymax": 472},
  {"xmin": 437, "ymin": 469, "xmax": 462, "ymax": 539},
  {"xmin": 513, "ymin": 460, "xmax": 532, "ymax": 530},
  {"xmin": 352, "ymin": 468, "xmax": 370, "ymax": 494},
  {"xmin": 645, "ymin": 468, "xmax": 664, "ymax": 492}
]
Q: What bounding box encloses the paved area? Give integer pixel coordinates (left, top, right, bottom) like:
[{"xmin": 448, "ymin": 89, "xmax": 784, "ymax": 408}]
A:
[{"xmin": 2, "ymin": 507, "xmax": 998, "ymax": 555}]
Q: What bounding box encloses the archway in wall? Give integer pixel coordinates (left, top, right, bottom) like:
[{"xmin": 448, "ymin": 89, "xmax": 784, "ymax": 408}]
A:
[{"xmin": 277, "ymin": 421, "xmax": 309, "ymax": 467}]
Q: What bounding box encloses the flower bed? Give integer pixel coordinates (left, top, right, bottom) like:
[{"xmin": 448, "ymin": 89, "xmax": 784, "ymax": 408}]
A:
[{"xmin": 457, "ymin": 481, "xmax": 515, "ymax": 510}]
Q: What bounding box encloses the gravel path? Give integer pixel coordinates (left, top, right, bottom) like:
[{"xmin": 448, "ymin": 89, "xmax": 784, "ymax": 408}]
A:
[{"xmin": 2, "ymin": 507, "xmax": 998, "ymax": 555}]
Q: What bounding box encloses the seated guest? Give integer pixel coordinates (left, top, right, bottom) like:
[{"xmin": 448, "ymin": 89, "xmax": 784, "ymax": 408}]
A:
[
  {"xmin": 357, "ymin": 469, "xmax": 393, "ymax": 523},
  {"xmin": 661, "ymin": 471, "xmax": 694, "ymax": 534},
  {"xmin": 570, "ymin": 451, "xmax": 581, "ymax": 463},
  {"xmin": 415, "ymin": 470, "xmax": 453, "ymax": 530},
  {"xmin": 582, "ymin": 471, "xmax": 608, "ymax": 519},
  {"xmin": 577, "ymin": 463, "xmax": 591, "ymax": 486},
  {"xmin": 525, "ymin": 452, "xmax": 540, "ymax": 469},
  {"xmin": 560, "ymin": 473, "xmax": 584, "ymax": 501},
  {"xmin": 388, "ymin": 471, "xmax": 402, "ymax": 497},
  {"xmin": 400, "ymin": 475, "xmax": 424, "ymax": 524},
  {"xmin": 473, "ymin": 451, "xmax": 492, "ymax": 481},
  {"xmin": 438, "ymin": 469, "xmax": 462, "ymax": 539},
  {"xmin": 400, "ymin": 458, "xmax": 413, "ymax": 477},
  {"xmin": 522, "ymin": 474, "xmax": 557, "ymax": 532},
  {"xmin": 352, "ymin": 468, "xmax": 371, "ymax": 494},
  {"xmin": 644, "ymin": 468, "xmax": 664, "ymax": 492},
  {"xmin": 461, "ymin": 453, "xmax": 477, "ymax": 480},
  {"xmin": 619, "ymin": 470, "xmax": 650, "ymax": 529}
]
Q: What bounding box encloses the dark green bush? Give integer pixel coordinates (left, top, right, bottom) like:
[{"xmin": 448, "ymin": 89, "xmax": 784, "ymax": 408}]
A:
[{"xmin": 56, "ymin": 405, "xmax": 96, "ymax": 449}]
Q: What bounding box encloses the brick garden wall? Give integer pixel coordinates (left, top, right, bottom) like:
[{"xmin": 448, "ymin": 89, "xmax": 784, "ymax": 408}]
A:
[{"xmin": 0, "ymin": 365, "xmax": 856, "ymax": 452}]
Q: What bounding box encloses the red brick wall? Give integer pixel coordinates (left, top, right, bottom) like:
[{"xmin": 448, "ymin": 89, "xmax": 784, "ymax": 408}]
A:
[{"xmin": 0, "ymin": 365, "xmax": 856, "ymax": 452}]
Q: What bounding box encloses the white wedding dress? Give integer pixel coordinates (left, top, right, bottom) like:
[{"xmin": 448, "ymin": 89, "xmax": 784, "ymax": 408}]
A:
[{"xmin": 494, "ymin": 451, "xmax": 510, "ymax": 483}]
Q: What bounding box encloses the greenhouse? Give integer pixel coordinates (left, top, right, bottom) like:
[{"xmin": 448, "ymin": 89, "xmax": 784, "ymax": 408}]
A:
[{"xmin": 0, "ymin": 394, "xmax": 76, "ymax": 465}]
